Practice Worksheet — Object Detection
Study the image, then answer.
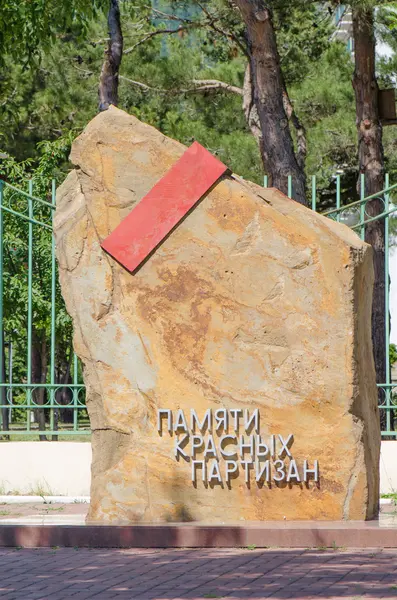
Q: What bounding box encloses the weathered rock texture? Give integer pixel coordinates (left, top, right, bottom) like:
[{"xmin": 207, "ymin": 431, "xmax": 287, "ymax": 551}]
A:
[{"xmin": 55, "ymin": 106, "xmax": 380, "ymax": 522}]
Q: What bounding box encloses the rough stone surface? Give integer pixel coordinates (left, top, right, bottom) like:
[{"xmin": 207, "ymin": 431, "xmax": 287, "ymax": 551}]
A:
[{"xmin": 55, "ymin": 106, "xmax": 380, "ymax": 523}]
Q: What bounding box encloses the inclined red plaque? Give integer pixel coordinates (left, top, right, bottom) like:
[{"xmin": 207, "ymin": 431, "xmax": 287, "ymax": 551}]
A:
[{"xmin": 101, "ymin": 142, "xmax": 228, "ymax": 272}]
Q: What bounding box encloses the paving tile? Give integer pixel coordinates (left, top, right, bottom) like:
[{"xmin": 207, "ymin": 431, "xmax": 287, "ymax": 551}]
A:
[{"xmin": 1, "ymin": 547, "xmax": 397, "ymax": 599}]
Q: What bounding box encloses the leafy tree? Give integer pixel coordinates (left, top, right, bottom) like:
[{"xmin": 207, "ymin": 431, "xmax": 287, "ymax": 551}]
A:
[
  {"xmin": 0, "ymin": 0, "xmax": 105, "ymax": 64},
  {"xmin": 118, "ymin": 0, "xmax": 332, "ymax": 203},
  {"xmin": 1, "ymin": 1, "xmax": 397, "ymax": 436},
  {"xmin": 390, "ymin": 343, "xmax": 397, "ymax": 366}
]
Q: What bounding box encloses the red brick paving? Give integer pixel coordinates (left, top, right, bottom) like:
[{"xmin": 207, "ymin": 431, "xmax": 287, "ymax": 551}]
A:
[{"xmin": 0, "ymin": 547, "xmax": 397, "ymax": 599}]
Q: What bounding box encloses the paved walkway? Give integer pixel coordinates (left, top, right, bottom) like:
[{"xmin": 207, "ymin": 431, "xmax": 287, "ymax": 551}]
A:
[{"xmin": 0, "ymin": 547, "xmax": 397, "ymax": 599}]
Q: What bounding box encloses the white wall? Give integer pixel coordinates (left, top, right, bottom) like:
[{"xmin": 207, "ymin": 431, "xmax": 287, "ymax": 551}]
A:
[
  {"xmin": 380, "ymin": 441, "xmax": 397, "ymax": 494},
  {"xmin": 0, "ymin": 441, "xmax": 395, "ymax": 497},
  {"xmin": 0, "ymin": 442, "xmax": 91, "ymax": 496}
]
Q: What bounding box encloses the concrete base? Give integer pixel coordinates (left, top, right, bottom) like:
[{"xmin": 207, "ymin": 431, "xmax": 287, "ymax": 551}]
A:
[
  {"xmin": 380, "ymin": 441, "xmax": 397, "ymax": 494},
  {"xmin": 0, "ymin": 522, "xmax": 397, "ymax": 548},
  {"xmin": 0, "ymin": 442, "xmax": 91, "ymax": 496}
]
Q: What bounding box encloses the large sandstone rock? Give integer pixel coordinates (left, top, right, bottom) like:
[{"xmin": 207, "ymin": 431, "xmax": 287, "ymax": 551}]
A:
[{"xmin": 55, "ymin": 106, "xmax": 380, "ymax": 522}]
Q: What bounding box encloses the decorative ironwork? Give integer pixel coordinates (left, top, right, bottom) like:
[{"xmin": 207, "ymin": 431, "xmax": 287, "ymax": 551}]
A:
[
  {"xmin": 0, "ymin": 179, "xmax": 87, "ymax": 440},
  {"xmin": 1, "ymin": 171, "xmax": 396, "ymax": 438}
]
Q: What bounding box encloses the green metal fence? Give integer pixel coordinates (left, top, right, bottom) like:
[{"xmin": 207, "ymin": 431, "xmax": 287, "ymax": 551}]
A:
[
  {"xmin": 267, "ymin": 173, "xmax": 397, "ymax": 437},
  {"xmin": 0, "ymin": 179, "xmax": 87, "ymax": 440},
  {"xmin": 0, "ymin": 174, "xmax": 396, "ymax": 439}
]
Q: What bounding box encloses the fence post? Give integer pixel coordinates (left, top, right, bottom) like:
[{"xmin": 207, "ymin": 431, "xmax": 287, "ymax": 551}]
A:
[
  {"xmin": 51, "ymin": 179, "xmax": 57, "ymax": 438},
  {"xmin": 0, "ymin": 180, "xmax": 7, "ymax": 436},
  {"xmin": 311, "ymin": 176, "xmax": 316, "ymax": 211},
  {"xmin": 287, "ymin": 176, "xmax": 292, "ymax": 199},
  {"xmin": 336, "ymin": 175, "xmax": 341, "ymax": 222},
  {"xmin": 385, "ymin": 173, "xmax": 391, "ymax": 434},
  {"xmin": 73, "ymin": 353, "xmax": 78, "ymax": 432},
  {"xmin": 27, "ymin": 180, "xmax": 33, "ymax": 432},
  {"xmin": 360, "ymin": 173, "xmax": 365, "ymax": 241}
]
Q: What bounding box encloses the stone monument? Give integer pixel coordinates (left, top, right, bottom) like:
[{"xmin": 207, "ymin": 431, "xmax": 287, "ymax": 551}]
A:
[{"xmin": 55, "ymin": 106, "xmax": 380, "ymax": 523}]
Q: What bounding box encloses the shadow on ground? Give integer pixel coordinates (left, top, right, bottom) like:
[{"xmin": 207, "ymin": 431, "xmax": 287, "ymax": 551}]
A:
[{"xmin": 0, "ymin": 546, "xmax": 396, "ymax": 599}]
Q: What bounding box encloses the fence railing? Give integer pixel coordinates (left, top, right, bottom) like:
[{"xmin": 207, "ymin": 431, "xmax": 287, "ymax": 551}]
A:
[
  {"xmin": 271, "ymin": 173, "xmax": 397, "ymax": 437},
  {"xmin": 0, "ymin": 179, "xmax": 87, "ymax": 440},
  {"xmin": 0, "ymin": 174, "xmax": 396, "ymax": 439}
]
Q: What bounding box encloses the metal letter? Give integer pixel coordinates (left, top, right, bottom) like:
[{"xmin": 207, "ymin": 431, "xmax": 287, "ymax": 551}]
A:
[
  {"xmin": 191, "ymin": 460, "xmax": 206, "ymax": 483},
  {"xmin": 207, "ymin": 460, "xmax": 222, "ymax": 484},
  {"xmin": 214, "ymin": 408, "xmax": 228, "ymax": 432},
  {"xmin": 270, "ymin": 434, "xmax": 276, "ymax": 458},
  {"xmin": 241, "ymin": 460, "xmax": 253, "ymax": 484},
  {"xmin": 174, "ymin": 409, "xmax": 188, "ymax": 433},
  {"xmin": 239, "ymin": 435, "xmax": 255, "ymax": 456},
  {"xmin": 229, "ymin": 409, "xmax": 242, "ymax": 432},
  {"xmin": 244, "ymin": 409, "xmax": 259, "ymax": 433},
  {"xmin": 204, "ymin": 435, "xmax": 217, "ymax": 459},
  {"xmin": 174, "ymin": 434, "xmax": 189, "ymax": 461},
  {"xmin": 273, "ymin": 459, "xmax": 286, "ymax": 482},
  {"xmin": 286, "ymin": 459, "xmax": 301, "ymax": 483},
  {"xmin": 256, "ymin": 435, "xmax": 269, "ymax": 457},
  {"xmin": 278, "ymin": 434, "xmax": 293, "ymax": 458},
  {"xmin": 220, "ymin": 434, "xmax": 237, "ymax": 458},
  {"xmin": 303, "ymin": 460, "xmax": 319, "ymax": 482},
  {"xmin": 225, "ymin": 461, "xmax": 238, "ymax": 482},
  {"xmin": 191, "ymin": 435, "xmax": 204, "ymax": 457},
  {"xmin": 157, "ymin": 409, "xmax": 172, "ymax": 434},
  {"xmin": 190, "ymin": 409, "xmax": 212, "ymax": 433},
  {"xmin": 256, "ymin": 460, "xmax": 270, "ymax": 483}
]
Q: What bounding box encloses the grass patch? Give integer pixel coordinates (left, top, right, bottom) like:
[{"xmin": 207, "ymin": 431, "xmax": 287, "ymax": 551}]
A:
[
  {"xmin": 381, "ymin": 493, "xmax": 397, "ymax": 504},
  {"xmin": 246, "ymin": 544, "xmax": 257, "ymax": 550},
  {"xmin": 0, "ymin": 433, "xmax": 91, "ymax": 442},
  {"xmin": 0, "ymin": 423, "xmax": 91, "ymax": 442}
]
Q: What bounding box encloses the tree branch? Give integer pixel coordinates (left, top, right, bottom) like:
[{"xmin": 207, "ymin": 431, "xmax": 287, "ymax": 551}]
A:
[
  {"xmin": 119, "ymin": 76, "xmax": 164, "ymax": 92},
  {"xmin": 190, "ymin": 79, "xmax": 243, "ymax": 95},
  {"xmin": 123, "ymin": 2, "xmax": 247, "ymax": 57},
  {"xmin": 149, "ymin": 6, "xmax": 195, "ymax": 24},
  {"xmin": 195, "ymin": 0, "xmax": 248, "ymax": 56},
  {"xmin": 124, "ymin": 26, "xmax": 193, "ymax": 54},
  {"xmin": 120, "ymin": 75, "xmax": 243, "ymax": 96}
]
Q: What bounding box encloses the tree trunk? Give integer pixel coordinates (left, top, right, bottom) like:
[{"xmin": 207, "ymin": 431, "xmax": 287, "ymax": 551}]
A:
[
  {"xmin": 242, "ymin": 63, "xmax": 267, "ymax": 169},
  {"xmin": 235, "ymin": 0, "xmax": 306, "ymax": 205},
  {"xmin": 352, "ymin": 8, "xmax": 387, "ymax": 430},
  {"xmin": 98, "ymin": 0, "xmax": 123, "ymax": 111},
  {"xmin": 32, "ymin": 332, "xmax": 47, "ymax": 441}
]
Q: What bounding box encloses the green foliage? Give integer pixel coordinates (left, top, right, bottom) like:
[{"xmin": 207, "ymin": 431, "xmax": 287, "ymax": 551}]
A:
[
  {"xmin": 1, "ymin": 1, "xmax": 397, "ymax": 437},
  {"xmin": 390, "ymin": 343, "xmax": 397, "ymax": 366},
  {"xmin": 122, "ymin": 30, "xmax": 263, "ymax": 181},
  {"xmin": 273, "ymin": 1, "xmax": 333, "ymax": 86},
  {"xmin": 291, "ymin": 42, "xmax": 358, "ymax": 205},
  {"xmin": 381, "ymin": 491, "xmax": 397, "ymax": 502},
  {"xmin": 0, "ymin": 21, "xmax": 103, "ymax": 160},
  {"xmin": 1, "ymin": 0, "xmax": 397, "ymax": 203},
  {"xmin": 0, "ymin": 0, "xmax": 106, "ymax": 64},
  {"xmin": 0, "ymin": 0, "xmax": 333, "ymax": 185}
]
